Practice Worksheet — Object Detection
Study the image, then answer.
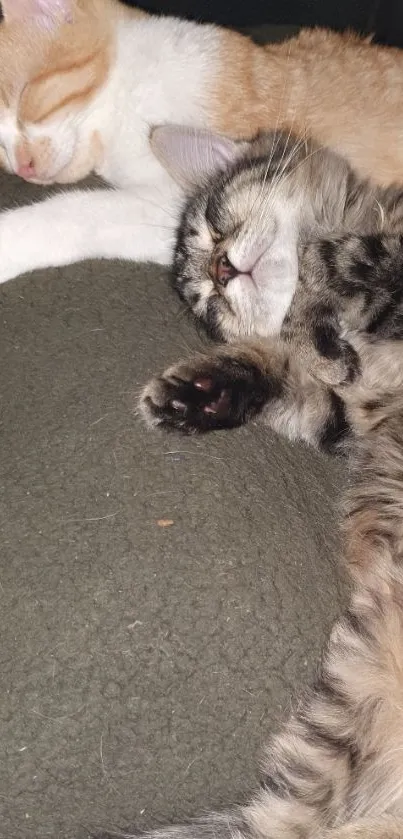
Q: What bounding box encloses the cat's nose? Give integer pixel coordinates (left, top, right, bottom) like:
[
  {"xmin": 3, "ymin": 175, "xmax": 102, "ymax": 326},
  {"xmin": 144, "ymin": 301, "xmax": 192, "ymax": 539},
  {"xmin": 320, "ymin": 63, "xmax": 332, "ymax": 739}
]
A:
[
  {"xmin": 15, "ymin": 144, "xmax": 37, "ymax": 180},
  {"xmin": 16, "ymin": 160, "xmax": 36, "ymax": 180},
  {"xmin": 212, "ymin": 253, "xmax": 238, "ymax": 287}
]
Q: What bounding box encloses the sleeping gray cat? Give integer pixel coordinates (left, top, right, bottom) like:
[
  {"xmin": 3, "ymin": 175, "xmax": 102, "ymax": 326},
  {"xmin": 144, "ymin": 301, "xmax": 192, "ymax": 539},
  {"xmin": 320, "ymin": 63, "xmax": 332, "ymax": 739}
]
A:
[
  {"xmin": 100, "ymin": 133, "xmax": 403, "ymax": 839},
  {"xmin": 140, "ymin": 127, "xmax": 403, "ymax": 454}
]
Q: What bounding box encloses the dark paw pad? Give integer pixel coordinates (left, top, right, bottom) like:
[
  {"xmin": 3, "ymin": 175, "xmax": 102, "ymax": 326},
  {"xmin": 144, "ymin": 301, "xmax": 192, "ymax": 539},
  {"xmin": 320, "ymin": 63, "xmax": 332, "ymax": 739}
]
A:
[{"xmin": 140, "ymin": 355, "xmax": 277, "ymax": 433}]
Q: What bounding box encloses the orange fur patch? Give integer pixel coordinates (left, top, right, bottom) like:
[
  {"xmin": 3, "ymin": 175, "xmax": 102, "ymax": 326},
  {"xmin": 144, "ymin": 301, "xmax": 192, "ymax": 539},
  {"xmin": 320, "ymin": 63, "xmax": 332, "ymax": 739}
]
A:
[
  {"xmin": 212, "ymin": 27, "xmax": 403, "ymax": 186},
  {"xmin": 18, "ymin": 2, "xmax": 116, "ymax": 124}
]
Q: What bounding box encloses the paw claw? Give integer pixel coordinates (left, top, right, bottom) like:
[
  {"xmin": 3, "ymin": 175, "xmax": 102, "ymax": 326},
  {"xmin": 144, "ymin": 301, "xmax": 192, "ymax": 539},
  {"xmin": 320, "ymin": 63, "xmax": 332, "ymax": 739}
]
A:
[{"xmin": 171, "ymin": 399, "xmax": 186, "ymax": 412}]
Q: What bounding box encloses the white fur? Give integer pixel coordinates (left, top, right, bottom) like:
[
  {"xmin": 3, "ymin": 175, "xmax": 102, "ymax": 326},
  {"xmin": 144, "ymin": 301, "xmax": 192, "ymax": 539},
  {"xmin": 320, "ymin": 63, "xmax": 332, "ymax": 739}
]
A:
[{"xmin": 0, "ymin": 15, "xmax": 223, "ymax": 283}]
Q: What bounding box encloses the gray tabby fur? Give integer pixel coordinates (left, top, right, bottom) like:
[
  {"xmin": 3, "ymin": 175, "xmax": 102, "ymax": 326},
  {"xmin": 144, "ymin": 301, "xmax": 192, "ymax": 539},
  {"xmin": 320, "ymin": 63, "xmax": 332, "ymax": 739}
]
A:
[
  {"xmin": 131, "ymin": 130, "xmax": 403, "ymax": 839},
  {"xmin": 168, "ymin": 129, "xmax": 403, "ymax": 343}
]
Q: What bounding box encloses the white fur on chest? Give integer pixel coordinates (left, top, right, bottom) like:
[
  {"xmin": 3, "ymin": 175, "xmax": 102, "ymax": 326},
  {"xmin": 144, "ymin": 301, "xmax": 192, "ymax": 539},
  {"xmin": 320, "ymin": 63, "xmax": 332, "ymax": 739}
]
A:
[{"xmin": 94, "ymin": 16, "xmax": 222, "ymax": 188}]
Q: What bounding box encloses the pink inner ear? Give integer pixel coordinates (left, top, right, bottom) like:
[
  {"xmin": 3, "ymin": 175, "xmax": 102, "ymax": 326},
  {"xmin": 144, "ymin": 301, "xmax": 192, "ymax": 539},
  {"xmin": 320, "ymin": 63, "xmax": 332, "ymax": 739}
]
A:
[{"xmin": 3, "ymin": 0, "xmax": 72, "ymax": 27}]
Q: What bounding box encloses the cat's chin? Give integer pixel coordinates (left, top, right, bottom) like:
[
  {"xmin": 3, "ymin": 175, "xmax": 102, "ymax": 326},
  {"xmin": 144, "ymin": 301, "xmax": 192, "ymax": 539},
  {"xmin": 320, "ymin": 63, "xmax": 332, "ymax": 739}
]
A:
[
  {"xmin": 13, "ymin": 167, "xmax": 74, "ymax": 185},
  {"xmin": 12, "ymin": 158, "xmax": 95, "ymax": 186},
  {"xmin": 17, "ymin": 173, "xmax": 54, "ymax": 185},
  {"xmin": 20, "ymin": 164, "xmax": 94, "ymax": 186}
]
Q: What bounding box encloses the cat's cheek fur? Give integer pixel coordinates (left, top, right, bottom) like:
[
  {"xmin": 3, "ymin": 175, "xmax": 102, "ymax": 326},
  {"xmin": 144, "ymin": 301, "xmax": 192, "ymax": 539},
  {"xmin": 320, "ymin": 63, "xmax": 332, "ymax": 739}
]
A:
[
  {"xmin": 15, "ymin": 124, "xmax": 77, "ymax": 183},
  {"xmin": 53, "ymin": 131, "xmax": 104, "ymax": 183}
]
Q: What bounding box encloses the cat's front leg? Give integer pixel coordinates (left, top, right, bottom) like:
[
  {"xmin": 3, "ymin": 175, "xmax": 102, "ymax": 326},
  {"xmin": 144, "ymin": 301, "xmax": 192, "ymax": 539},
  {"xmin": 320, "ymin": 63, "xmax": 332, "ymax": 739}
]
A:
[
  {"xmin": 140, "ymin": 339, "xmax": 352, "ymax": 455},
  {"xmin": 283, "ymin": 240, "xmax": 361, "ymax": 387},
  {"xmin": 0, "ymin": 183, "xmax": 181, "ymax": 283}
]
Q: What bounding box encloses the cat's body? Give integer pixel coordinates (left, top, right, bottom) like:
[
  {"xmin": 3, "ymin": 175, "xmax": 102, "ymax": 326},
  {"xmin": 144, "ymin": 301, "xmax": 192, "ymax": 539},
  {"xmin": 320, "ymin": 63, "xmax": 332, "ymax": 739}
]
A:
[
  {"xmin": 134, "ymin": 126, "xmax": 403, "ymax": 836},
  {"xmin": 137, "ymin": 131, "xmax": 403, "ymax": 839},
  {"xmin": 4, "ymin": 2, "xmax": 403, "ymax": 283},
  {"xmin": 136, "ymin": 322, "xmax": 403, "ymax": 839}
]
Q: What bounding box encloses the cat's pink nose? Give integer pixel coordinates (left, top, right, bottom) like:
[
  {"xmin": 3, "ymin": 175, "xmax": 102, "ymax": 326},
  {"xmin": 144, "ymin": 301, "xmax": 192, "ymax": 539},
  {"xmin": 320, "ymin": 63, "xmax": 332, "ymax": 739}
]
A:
[{"xmin": 17, "ymin": 160, "xmax": 36, "ymax": 180}]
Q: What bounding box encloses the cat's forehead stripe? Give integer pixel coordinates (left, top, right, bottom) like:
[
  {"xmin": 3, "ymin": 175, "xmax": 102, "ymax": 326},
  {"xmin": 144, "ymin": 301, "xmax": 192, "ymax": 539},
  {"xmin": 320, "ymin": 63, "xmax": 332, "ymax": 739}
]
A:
[
  {"xmin": 31, "ymin": 51, "xmax": 99, "ymax": 88},
  {"xmin": 25, "ymin": 82, "xmax": 97, "ymax": 125},
  {"xmin": 20, "ymin": 49, "xmax": 110, "ymax": 124}
]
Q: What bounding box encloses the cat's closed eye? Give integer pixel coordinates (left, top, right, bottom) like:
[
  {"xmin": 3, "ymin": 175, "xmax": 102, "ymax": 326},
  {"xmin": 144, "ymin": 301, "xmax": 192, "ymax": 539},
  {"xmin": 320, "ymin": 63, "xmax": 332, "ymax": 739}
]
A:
[{"xmin": 207, "ymin": 223, "xmax": 222, "ymax": 244}]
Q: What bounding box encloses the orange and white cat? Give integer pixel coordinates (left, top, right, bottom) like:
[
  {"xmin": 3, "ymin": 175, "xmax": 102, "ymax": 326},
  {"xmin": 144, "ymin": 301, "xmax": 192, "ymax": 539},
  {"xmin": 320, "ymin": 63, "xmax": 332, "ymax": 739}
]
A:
[{"xmin": 2, "ymin": 0, "xmax": 403, "ymax": 283}]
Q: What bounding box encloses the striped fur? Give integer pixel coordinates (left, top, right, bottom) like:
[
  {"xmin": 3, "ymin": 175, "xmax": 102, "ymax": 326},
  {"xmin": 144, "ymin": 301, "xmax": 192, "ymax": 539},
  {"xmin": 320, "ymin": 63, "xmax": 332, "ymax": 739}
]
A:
[
  {"xmin": 136, "ymin": 342, "xmax": 403, "ymax": 839},
  {"xmin": 139, "ymin": 137, "xmax": 403, "ymax": 839},
  {"xmin": 140, "ymin": 337, "xmax": 352, "ymax": 455}
]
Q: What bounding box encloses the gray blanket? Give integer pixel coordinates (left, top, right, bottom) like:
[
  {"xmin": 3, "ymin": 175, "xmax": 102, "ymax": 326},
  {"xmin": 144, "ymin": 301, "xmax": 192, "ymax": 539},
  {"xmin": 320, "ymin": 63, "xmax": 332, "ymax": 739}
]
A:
[{"xmin": 0, "ymin": 33, "xmax": 345, "ymax": 837}]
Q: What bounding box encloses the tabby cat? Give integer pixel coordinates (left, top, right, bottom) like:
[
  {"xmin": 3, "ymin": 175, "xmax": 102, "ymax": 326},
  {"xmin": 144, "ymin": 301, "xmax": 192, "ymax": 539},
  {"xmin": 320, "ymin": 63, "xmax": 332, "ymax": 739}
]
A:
[
  {"xmin": 140, "ymin": 127, "xmax": 403, "ymax": 453},
  {"xmin": 3, "ymin": 1, "xmax": 403, "ymax": 282},
  {"xmin": 134, "ymin": 129, "xmax": 403, "ymax": 839}
]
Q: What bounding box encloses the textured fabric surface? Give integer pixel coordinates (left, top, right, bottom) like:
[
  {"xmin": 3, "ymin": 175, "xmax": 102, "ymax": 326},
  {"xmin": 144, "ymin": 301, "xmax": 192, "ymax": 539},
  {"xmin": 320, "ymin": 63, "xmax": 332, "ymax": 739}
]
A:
[{"xmin": 0, "ymin": 30, "xmax": 345, "ymax": 839}]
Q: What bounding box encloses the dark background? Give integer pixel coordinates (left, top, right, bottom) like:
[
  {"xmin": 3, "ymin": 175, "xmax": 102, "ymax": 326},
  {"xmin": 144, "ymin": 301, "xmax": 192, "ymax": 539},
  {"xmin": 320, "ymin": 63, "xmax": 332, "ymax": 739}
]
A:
[
  {"xmin": 122, "ymin": 0, "xmax": 403, "ymax": 47},
  {"xmin": 0, "ymin": 1, "xmax": 401, "ymax": 46}
]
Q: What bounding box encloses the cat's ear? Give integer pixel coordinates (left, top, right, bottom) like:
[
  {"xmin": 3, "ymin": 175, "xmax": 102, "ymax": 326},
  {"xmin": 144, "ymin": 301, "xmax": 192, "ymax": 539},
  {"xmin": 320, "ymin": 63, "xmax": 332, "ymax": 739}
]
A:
[
  {"xmin": 1, "ymin": 0, "xmax": 72, "ymax": 29},
  {"xmin": 151, "ymin": 125, "xmax": 242, "ymax": 190}
]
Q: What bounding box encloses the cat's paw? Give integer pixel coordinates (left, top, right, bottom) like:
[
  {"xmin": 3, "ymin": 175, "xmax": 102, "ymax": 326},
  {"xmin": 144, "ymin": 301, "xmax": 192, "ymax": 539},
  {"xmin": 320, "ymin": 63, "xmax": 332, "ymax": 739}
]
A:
[
  {"xmin": 285, "ymin": 304, "xmax": 361, "ymax": 388},
  {"xmin": 309, "ymin": 318, "xmax": 361, "ymax": 386},
  {"xmin": 140, "ymin": 353, "xmax": 277, "ymax": 433},
  {"xmin": 308, "ymin": 341, "xmax": 360, "ymax": 387}
]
